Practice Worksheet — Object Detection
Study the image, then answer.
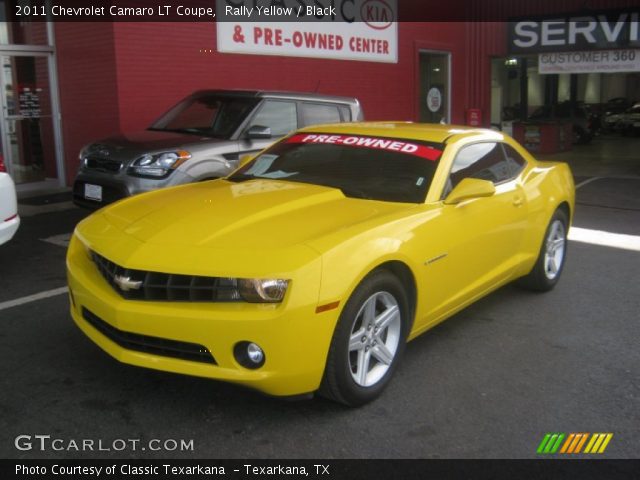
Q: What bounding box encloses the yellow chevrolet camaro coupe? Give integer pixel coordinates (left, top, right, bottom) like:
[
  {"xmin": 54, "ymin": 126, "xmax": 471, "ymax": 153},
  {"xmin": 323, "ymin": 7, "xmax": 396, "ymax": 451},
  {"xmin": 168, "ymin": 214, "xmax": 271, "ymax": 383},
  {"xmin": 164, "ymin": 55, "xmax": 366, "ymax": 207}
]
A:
[{"xmin": 67, "ymin": 123, "xmax": 575, "ymax": 406}]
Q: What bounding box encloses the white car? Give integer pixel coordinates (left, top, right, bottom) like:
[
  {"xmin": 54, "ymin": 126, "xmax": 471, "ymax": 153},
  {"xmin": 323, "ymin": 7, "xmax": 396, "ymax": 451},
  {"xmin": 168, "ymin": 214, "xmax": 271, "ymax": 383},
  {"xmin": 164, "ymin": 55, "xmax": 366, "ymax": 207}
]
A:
[
  {"xmin": 619, "ymin": 103, "xmax": 640, "ymax": 135},
  {"xmin": 0, "ymin": 158, "xmax": 19, "ymax": 245}
]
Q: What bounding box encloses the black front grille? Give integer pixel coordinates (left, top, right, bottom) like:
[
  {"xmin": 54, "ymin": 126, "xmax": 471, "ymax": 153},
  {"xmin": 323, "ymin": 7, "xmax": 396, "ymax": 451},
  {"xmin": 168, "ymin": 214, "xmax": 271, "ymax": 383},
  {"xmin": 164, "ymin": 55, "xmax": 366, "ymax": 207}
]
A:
[
  {"xmin": 82, "ymin": 307, "xmax": 216, "ymax": 364},
  {"xmin": 90, "ymin": 251, "xmax": 243, "ymax": 302},
  {"xmin": 85, "ymin": 156, "xmax": 122, "ymax": 173}
]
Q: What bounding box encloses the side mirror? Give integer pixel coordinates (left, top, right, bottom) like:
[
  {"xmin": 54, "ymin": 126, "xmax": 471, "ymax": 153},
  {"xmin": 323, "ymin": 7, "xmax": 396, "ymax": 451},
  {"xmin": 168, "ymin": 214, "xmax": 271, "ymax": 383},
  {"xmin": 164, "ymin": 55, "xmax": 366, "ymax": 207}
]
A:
[
  {"xmin": 245, "ymin": 125, "xmax": 272, "ymax": 139},
  {"xmin": 238, "ymin": 154, "xmax": 254, "ymax": 168},
  {"xmin": 444, "ymin": 178, "xmax": 495, "ymax": 205}
]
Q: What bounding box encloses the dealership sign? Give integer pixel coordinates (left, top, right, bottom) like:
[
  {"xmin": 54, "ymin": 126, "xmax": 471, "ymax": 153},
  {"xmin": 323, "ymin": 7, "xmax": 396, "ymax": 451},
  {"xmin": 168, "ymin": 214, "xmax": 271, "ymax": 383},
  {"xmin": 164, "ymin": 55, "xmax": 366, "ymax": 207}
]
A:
[
  {"xmin": 539, "ymin": 49, "xmax": 640, "ymax": 74},
  {"xmin": 509, "ymin": 10, "xmax": 640, "ymax": 53},
  {"xmin": 216, "ymin": 0, "xmax": 398, "ymax": 63}
]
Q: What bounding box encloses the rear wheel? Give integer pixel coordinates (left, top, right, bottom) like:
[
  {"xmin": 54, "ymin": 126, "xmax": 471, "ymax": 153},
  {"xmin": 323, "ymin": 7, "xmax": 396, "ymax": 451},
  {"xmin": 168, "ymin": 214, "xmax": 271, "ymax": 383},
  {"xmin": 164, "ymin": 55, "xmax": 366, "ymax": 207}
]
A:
[
  {"xmin": 518, "ymin": 208, "xmax": 568, "ymax": 291},
  {"xmin": 320, "ymin": 270, "xmax": 410, "ymax": 406}
]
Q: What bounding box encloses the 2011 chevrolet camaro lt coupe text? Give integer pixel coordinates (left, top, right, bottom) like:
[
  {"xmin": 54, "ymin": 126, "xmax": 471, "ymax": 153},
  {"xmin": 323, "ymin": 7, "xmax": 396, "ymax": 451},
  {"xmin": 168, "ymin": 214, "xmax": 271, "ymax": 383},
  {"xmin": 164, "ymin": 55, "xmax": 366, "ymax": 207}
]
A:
[{"xmin": 67, "ymin": 123, "xmax": 575, "ymax": 406}]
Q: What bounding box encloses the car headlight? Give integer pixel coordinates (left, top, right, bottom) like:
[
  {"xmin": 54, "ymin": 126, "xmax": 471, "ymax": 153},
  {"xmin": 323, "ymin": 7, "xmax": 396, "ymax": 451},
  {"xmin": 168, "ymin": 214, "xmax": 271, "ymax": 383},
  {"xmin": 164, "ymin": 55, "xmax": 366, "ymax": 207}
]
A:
[
  {"xmin": 128, "ymin": 150, "xmax": 191, "ymax": 177},
  {"xmin": 78, "ymin": 144, "xmax": 92, "ymax": 167},
  {"xmin": 238, "ymin": 278, "xmax": 290, "ymax": 303}
]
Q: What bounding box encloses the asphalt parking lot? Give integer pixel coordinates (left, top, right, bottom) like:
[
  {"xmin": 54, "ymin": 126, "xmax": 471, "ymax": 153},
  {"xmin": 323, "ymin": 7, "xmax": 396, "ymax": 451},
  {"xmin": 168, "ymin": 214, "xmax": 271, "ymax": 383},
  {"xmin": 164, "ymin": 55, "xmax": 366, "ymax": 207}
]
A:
[{"xmin": 0, "ymin": 134, "xmax": 638, "ymax": 460}]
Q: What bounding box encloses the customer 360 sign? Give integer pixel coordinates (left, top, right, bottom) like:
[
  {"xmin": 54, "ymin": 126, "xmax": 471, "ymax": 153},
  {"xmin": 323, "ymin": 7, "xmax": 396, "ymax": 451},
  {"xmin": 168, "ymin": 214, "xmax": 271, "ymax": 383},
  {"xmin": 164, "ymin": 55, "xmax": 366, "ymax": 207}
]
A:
[{"xmin": 216, "ymin": 0, "xmax": 398, "ymax": 63}]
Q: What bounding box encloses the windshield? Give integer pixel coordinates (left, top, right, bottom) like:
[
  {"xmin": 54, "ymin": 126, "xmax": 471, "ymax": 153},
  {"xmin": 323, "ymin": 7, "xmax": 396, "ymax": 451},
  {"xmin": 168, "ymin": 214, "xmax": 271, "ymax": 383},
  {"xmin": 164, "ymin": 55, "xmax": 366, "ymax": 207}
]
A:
[
  {"xmin": 229, "ymin": 133, "xmax": 443, "ymax": 203},
  {"xmin": 149, "ymin": 94, "xmax": 259, "ymax": 138}
]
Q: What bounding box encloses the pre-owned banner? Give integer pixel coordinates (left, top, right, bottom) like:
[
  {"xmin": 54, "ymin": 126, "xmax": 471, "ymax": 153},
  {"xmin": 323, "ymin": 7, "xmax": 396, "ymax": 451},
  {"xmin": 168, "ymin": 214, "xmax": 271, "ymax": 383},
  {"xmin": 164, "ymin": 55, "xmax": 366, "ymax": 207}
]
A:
[{"xmin": 216, "ymin": 0, "xmax": 398, "ymax": 63}]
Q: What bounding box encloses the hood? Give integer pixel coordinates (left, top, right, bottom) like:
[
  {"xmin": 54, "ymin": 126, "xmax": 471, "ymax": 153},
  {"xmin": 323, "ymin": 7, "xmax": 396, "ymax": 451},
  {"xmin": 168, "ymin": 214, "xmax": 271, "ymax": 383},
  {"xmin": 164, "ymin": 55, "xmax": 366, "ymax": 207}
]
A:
[
  {"xmin": 98, "ymin": 179, "xmax": 413, "ymax": 250},
  {"xmin": 92, "ymin": 130, "xmax": 230, "ymax": 156}
]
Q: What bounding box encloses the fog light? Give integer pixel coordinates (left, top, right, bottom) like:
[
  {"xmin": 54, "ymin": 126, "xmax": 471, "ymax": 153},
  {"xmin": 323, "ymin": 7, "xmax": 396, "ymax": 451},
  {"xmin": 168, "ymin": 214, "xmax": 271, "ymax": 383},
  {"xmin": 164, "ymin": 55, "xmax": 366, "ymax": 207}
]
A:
[
  {"xmin": 234, "ymin": 341, "xmax": 266, "ymax": 369},
  {"xmin": 247, "ymin": 343, "xmax": 264, "ymax": 364}
]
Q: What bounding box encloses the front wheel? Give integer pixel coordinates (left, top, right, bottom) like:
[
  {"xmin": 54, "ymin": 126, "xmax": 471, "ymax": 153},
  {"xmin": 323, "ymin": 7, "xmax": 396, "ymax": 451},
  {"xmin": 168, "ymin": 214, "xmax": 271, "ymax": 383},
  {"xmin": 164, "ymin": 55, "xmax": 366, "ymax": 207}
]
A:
[
  {"xmin": 518, "ymin": 208, "xmax": 569, "ymax": 291},
  {"xmin": 320, "ymin": 270, "xmax": 410, "ymax": 406}
]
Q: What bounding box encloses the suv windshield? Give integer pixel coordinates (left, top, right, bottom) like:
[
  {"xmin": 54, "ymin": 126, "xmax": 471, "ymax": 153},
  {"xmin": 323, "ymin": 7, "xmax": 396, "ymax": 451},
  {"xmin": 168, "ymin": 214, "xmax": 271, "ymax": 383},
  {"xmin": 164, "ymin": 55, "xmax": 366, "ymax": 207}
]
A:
[
  {"xmin": 229, "ymin": 133, "xmax": 443, "ymax": 203},
  {"xmin": 149, "ymin": 94, "xmax": 259, "ymax": 138}
]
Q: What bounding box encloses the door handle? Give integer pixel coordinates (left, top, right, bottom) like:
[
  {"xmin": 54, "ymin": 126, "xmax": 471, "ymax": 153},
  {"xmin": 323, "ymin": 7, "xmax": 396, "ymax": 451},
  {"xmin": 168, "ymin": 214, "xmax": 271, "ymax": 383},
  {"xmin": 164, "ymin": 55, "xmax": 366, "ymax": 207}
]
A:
[{"xmin": 513, "ymin": 196, "xmax": 524, "ymax": 207}]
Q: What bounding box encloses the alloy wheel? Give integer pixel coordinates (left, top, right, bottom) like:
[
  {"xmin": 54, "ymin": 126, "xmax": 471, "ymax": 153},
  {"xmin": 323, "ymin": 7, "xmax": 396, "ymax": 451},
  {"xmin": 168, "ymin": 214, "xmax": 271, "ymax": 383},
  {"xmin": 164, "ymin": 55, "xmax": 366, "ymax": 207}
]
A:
[{"xmin": 348, "ymin": 291, "xmax": 402, "ymax": 387}]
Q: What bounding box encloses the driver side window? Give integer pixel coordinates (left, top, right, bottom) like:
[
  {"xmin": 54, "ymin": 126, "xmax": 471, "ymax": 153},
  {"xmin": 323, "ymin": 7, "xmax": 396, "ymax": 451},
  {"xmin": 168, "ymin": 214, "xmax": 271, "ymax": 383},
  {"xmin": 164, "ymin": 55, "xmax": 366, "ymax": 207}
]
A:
[
  {"xmin": 443, "ymin": 142, "xmax": 514, "ymax": 198},
  {"xmin": 246, "ymin": 100, "xmax": 297, "ymax": 137}
]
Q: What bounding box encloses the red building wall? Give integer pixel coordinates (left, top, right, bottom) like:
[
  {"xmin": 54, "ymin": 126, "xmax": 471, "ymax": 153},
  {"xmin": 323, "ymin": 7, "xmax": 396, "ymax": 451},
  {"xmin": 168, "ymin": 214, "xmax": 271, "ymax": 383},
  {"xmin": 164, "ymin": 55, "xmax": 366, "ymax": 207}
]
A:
[
  {"xmin": 55, "ymin": 22, "xmax": 121, "ymax": 184},
  {"xmin": 55, "ymin": 22, "xmax": 470, "ymax": 184},
  {"xmin": 112, "ymin": 22, "xmax": 470, "ymax": 130},
  {"xmin": 53, "ymin": 0, "xmax": 639, "ymax": 185}
]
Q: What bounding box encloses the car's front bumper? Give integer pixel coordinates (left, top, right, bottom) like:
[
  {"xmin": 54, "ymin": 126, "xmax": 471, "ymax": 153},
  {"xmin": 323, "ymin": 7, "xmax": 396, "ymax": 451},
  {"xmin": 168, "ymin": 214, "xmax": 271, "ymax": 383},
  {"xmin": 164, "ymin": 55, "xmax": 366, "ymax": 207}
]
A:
[
  {"xmin": 66, "ymin": 234, "xmax": 339, "ymax": 397},
  {"xmin": 73, "ymin": 169, "xmax": 196, "ymax": 209}
]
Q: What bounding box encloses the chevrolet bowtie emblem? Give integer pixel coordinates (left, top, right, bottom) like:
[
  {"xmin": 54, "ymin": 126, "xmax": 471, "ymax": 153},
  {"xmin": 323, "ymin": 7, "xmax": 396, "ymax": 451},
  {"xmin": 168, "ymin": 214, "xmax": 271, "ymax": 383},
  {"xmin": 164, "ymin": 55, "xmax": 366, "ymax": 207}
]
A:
[{"xmin": 113, "ymin": 275, "xmax": 143, "ymax": 292}]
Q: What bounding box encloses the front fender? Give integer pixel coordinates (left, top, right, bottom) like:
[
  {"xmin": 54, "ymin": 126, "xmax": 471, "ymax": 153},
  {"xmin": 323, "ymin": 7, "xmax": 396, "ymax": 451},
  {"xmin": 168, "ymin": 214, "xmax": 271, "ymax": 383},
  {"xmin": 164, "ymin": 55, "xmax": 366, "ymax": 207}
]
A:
[{"xmin": 178, "ymin": 157, "xmax": 235, "ymax": 180}]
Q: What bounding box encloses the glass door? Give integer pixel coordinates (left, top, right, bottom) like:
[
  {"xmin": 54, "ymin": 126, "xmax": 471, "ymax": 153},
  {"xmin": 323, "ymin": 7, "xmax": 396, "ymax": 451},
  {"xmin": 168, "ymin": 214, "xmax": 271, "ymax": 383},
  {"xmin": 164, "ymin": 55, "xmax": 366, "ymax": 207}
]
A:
[
  {"xmin": 419, "ymin": 51, "xmax": 450, "ymax": 124},
  {"xmin": 0, "ymin": 54, "xmax": 57, "ymax": 184}
]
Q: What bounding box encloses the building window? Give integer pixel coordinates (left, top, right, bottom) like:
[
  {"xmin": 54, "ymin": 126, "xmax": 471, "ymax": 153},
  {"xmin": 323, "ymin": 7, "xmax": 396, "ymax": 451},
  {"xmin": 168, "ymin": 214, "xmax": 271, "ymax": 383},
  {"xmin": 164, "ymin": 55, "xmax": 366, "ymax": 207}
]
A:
[{"xmin": 419, "ymin": 51, "xmax": 450, "ymax": 124}]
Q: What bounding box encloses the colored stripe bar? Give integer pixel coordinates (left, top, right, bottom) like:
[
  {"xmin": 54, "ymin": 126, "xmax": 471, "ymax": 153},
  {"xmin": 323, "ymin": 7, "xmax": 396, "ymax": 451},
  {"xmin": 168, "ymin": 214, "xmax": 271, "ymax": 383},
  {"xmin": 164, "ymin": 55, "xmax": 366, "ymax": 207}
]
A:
[
  {"xmin": 567, "ymin": 433, "xmax": 582, "ymax": 453},
  {"xmin": 538, "ymin": 432, "xmax": 613, "ymax": 455},
  {"xmin": 537, "ymin": 434, "xmax": 552, "ymax": 454},
  {"xmin": 585, "ymin": 433, "xmax": 613, "ymax": 454},
  {"xmin": 598, "ymin": 434, "xmax": 613, "ymax": 453},
  {"xmin": 574, "ymin": 433, "xmax": 589, "ymax": 454},
  {"xmin": 550, "ymin": 433, "xmax": 565, "ymax": 453},
  {"xmin": 584, "ymin": 434, "xmax": 598, "ymax": 454},
  {"xmin": 590, "ymin": 434, "xmax": 606, "ymax": 454},
  {"xmin": 544, "ymin": 434, "xmax": 559, "ymax": 454},
  {"xmin": 560, "ymin": 434, "xmax": 575, "ymax": 453}
]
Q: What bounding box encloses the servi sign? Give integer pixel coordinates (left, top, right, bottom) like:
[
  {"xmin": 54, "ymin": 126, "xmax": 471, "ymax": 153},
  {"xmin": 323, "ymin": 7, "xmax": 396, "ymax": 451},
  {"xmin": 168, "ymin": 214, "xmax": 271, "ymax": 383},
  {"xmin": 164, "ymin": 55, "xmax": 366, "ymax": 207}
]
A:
[
  {"xmin": 216, "ymin": 0, "xmax": 398, "ymax": 63},
  {"xmin": 508, "ymin": 9, "xmax": 640, "ymax": 74}
]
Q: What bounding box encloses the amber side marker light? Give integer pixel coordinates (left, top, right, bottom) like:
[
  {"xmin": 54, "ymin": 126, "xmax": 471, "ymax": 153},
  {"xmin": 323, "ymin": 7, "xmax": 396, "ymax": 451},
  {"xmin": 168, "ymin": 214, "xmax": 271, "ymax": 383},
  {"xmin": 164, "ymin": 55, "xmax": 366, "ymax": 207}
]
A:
[
  {"xmin": 315, "ymin": 301, "xmax": 340, "ymax": 314},
  {"xmin": 171, "ymin": 150, "xmax": 192, "ymax": 169}
]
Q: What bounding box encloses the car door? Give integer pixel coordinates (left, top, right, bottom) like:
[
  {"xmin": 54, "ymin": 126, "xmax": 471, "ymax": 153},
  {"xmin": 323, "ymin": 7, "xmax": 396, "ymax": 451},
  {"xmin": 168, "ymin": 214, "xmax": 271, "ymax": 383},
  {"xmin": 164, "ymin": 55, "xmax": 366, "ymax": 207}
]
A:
[
  {"xmin": 420, "ymin": 141, "xmax": 529, "ymax": 322},
  {"xmin": 237, "ymin": 99, "xmax": 298, "ymax": 159}
]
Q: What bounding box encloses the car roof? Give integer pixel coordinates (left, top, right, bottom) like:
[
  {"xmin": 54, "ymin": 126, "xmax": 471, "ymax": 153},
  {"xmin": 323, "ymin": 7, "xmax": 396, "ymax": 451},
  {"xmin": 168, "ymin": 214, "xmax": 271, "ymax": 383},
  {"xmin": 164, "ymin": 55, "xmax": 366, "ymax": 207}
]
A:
[
  {"xmin": 190, "ymin": 89, "xmax": 360, "ymax": 105},
  {"xmin": 297, "ymin": 122, "xmax": 504, "ymax": 144}
]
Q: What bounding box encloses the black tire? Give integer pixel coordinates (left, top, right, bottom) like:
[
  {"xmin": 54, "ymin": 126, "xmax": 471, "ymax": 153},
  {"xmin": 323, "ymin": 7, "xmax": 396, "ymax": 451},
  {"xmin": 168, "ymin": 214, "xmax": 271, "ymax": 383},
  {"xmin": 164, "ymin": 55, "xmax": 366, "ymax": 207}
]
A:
[
  {"xmin": 319, "ymin": 270, "xmax": 410, "ymax": 407},
  {"xmin": 517, "ymin": 208, "xmax": 569, "ymax": 292}
]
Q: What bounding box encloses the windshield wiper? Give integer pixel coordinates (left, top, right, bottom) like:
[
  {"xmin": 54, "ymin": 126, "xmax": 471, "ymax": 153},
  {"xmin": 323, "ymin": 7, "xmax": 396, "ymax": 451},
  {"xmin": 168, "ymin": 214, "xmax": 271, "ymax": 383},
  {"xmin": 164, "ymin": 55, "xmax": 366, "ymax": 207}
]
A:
[{"xmin": 338, "ymin": 186, "xmax": 373, "ymax": 200}]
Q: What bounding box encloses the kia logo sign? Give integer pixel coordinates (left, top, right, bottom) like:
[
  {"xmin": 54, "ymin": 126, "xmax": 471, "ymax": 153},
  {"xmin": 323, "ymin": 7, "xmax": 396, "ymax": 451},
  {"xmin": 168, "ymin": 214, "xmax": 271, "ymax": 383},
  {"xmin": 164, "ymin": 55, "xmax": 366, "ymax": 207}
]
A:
[{"xmin": 361, "ymin": 0, "xmax": 394, "ymax": 30}]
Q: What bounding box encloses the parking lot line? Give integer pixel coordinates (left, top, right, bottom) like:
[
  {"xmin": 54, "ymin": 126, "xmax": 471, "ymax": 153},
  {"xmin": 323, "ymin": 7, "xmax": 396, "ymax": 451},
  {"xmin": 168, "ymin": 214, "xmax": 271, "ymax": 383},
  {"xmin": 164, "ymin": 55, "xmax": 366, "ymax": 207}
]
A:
[
  {"xmin": 575, "ymin": 177, "xmax": 601, "ymax": 189},
  {"xmin": 0, "ymin": 287, "xmax": 68, "ymax": 312},
  {"xmin": 569, "ymin": 227, "xmax": 640, "ymax": 252},
  {"xmin": 41, "ymin": 233, "xmax": 72, "ymax": 248}
]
